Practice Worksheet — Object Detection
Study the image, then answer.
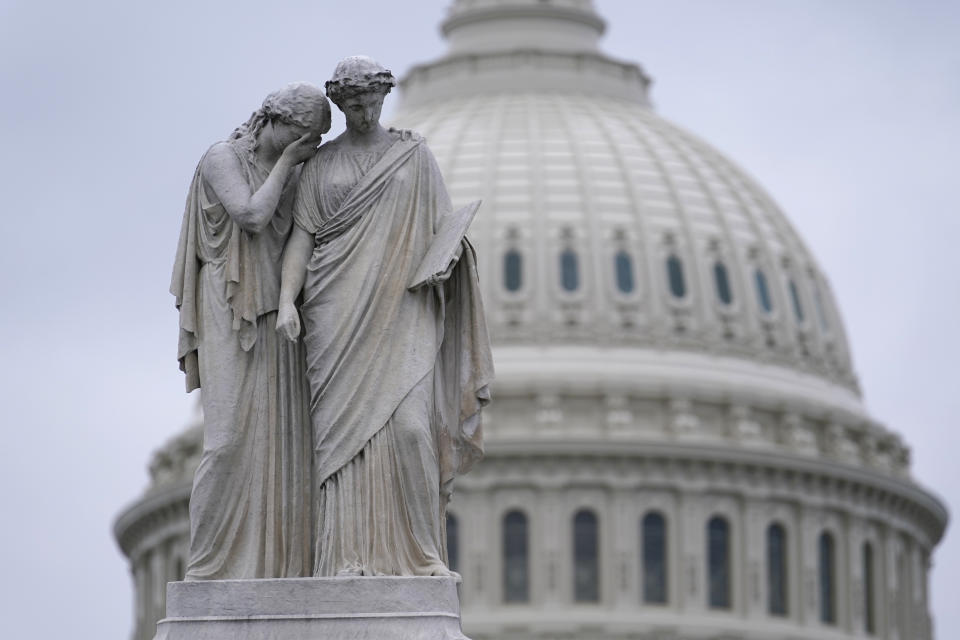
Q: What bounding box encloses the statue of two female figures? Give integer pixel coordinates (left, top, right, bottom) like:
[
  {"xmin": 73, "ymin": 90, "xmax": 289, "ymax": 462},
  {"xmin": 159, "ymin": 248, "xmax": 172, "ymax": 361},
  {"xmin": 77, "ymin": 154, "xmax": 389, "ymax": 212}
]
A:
[{"xmin": 171, "ymin": 58, "xmax": 493, "ymax": 582}]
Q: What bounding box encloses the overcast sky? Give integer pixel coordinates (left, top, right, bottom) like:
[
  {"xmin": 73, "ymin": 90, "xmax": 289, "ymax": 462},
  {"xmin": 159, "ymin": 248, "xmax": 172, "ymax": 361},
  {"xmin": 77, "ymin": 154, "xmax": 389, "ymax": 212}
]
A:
[{"xmin": 0, "ymin": 1, "xmax": 957, "ymax": 638}]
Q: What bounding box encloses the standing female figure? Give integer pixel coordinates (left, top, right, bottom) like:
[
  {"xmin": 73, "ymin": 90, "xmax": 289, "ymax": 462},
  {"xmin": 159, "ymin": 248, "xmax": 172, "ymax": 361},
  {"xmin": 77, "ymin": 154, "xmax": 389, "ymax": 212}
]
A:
[
  {"xmin": 171, "ymin": 83, "xmax": 331, "ymax": 580},
  {"xmin": 277, "ymin": 57, "xmax": 493, "ymax": 577}
]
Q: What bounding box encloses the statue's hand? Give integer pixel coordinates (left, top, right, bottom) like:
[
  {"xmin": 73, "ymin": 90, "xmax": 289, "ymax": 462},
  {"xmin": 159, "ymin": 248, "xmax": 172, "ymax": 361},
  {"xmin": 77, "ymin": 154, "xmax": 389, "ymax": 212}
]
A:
[
  {"xmin": 388, "ymin": 127, "xmax": 417, "ymax": 142},
  {"xmin": 276, "ymin": 302, "xmax": 301, "ymax": 342},
  {"xmin": 280, "ymin": 132, "xmax": 322, "ymax": 166},
  {"xmin": 433, "ymin": 241, "xmax": 465, "ymax": 287}
]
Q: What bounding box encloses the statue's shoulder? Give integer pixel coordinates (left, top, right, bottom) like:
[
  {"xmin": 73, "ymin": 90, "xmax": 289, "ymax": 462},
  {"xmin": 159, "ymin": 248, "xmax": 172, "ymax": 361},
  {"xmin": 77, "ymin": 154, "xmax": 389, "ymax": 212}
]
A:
[
  {"xmin": 200, "ymin": 140, "xmax": 243, "ymax": 172},
  {"xmin": 302, "ymin": 137, "xmax": 340, "ymax": 172},
  {"xmin": 316, "ymin": 137, "xmax": 342, "ymax": 156},
  {"xmin": 196, "ymin": 140, "xmax": 247, "ymax": 190},
  {"xmin": 388, "ymin": 127, "xmax": 424, "ymax": 144}
]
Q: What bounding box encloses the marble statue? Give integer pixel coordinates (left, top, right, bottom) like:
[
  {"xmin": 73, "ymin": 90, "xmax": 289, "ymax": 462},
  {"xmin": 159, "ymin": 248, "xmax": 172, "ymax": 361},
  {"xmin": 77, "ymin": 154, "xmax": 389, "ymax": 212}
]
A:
[
  {"xmin": 170, "ymin": 83, "xmax": 331, "ymax": 580},
  {"xmin": 277, "ymin": 56, "xmax": 493, "ymax": 578}
]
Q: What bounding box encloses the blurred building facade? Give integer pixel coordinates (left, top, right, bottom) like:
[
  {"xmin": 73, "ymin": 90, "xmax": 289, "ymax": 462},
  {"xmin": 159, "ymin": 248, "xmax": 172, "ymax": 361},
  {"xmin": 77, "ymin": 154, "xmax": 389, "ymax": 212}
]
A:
[{"xmin": 114, "ymin": 1, "xmax": 947, "ymax": 639}]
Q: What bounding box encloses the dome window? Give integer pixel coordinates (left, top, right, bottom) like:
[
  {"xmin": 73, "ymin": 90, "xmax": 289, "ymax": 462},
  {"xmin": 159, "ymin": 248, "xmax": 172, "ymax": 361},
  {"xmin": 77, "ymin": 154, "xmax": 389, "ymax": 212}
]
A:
[
  {"xmin": 573, "ymin": 509, "xmax": 600, "ymax": 602},
  {"xmin": 819, "ymin": 532, "xmax": 836, "ymax": 624},
  {"xmin": 446, "ymin": 512, "xmax": 459, "ymax": 574},
  {"xmin": 666, "ymin": 255, "xmax": 686, "ymax": 298},
  {"xmin": 614, "ymin": 251, "xmax": 635, "ymax": 294},
  {"xmin": 504, "ymin": 250, "xmax": 523, "ymax": 292},
  {"xmin": 789, "ymin": 280, "xmax": 805, "ymax": 323},
  {"xmin": 863, "ymin": 543, "xmax": 876, "ymax": 635},
  {"xmin": 767, "ymin": 524, "xmax": 788, "ymax": 617},
  {"xmin": 707, "ymin": 516, "xmax": 731, "ymax": 609},
  {"xmin": 642, "ymin": 512, "xmax": 668, "ymax": 604},
  {"xmin": 713, "ymin": 262, "xmax": 733, "ymax": 305},
  {"xmin": 754, "ymin": 269, "xmax": 773, "ymax": 313},
  {"xmin": 503, "ymin": 510, "xmax": 530, "ymax": 603},
  {"xmin": 560, "ymin": 249, "xmax": 580, "ymax": 292},
  {"xmin": 813, "ymin": 284, "xmax": 830, "ymax": 330}
]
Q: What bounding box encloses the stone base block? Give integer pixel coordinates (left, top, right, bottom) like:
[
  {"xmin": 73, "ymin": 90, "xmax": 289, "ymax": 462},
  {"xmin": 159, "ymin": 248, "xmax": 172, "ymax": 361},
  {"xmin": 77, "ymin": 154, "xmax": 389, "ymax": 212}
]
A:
[{"xmin": 155, "ymin": 576, "xmax": 469, "ymax": 640}]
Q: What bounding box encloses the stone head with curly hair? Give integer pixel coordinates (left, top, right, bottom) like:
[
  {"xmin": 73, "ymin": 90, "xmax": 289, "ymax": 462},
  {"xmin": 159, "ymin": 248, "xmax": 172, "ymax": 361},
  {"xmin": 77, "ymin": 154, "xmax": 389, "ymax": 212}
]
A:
[{"xmin": 325, "ymin": 56, "xmax": 397, "ymax": 107}]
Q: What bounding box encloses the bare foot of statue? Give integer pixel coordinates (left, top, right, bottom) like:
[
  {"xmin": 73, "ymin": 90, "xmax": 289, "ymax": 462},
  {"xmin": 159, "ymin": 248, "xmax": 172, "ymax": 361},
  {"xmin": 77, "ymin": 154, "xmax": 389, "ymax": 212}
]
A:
[{"xmin": 427, "ymin": 564, "xmax": 459, "ymax": 578}]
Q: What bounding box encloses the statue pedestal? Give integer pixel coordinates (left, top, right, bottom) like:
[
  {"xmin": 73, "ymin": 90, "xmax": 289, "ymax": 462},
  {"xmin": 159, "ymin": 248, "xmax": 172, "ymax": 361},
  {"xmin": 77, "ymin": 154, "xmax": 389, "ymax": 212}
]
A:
[{"xmin": 155, "ymin": 576, "xmax": 469, "ymax": 640}]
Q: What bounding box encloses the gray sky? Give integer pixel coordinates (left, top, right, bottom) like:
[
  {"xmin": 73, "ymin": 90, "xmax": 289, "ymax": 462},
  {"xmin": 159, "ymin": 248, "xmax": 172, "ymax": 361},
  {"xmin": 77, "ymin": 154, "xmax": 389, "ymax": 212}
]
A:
[{"xmin": 0, "ymin": 1, "xmax": 957, "ymax": 638}]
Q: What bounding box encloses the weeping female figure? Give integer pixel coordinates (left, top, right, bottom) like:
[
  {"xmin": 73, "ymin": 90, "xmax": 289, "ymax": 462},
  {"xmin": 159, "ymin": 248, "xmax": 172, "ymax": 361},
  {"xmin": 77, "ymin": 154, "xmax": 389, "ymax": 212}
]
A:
[{"xmin": 171, "ymin": 83, "xmax": 331, "ymax": 580}]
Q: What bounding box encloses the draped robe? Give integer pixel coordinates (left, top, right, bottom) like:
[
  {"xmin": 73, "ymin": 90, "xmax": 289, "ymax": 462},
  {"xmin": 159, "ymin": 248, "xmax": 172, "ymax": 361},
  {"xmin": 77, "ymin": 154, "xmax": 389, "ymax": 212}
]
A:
[
  {"xmin": 170, "ymin": 140, "xmax": 312, "ymax": 580},
  {"xmin": 293, "ymin": 134, "xmax": 493, "ymax": 576}
]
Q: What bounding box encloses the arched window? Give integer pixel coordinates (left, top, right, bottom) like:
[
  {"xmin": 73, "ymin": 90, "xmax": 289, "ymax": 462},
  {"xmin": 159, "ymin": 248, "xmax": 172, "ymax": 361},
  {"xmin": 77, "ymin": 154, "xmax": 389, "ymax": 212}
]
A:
[
  {"xmin": 560, "ymin": 249, "xmax": 579, "ymax": 292},
  {"xmin": 573, "ymin": 510, "xmax": 599, "ymax": 602},
  {"xmin": 642, "ymin": 512, "xmax": 667, "ymax": 604},
  {"xmin": 707, "ymin": 516, "xmax": 731, "ymax": 609},
  {"xmin": 503, "ymin": 511, "xmax": 529, "ymax": 603},
  {"xmin": 614, "ymin": 251, "xmax": 635, "ymax": 294},
  {"xmin": 754, "ymin": 269, "xmax": 773, "ymax": 313},
  {"xmin": 819, "ymin": 532, "xmax": 836, "ymax": 624},
  {"xmin": 767, "ymin": 524, "xmax": 788, "ymax": 616},
  {"xmin": 713, "ymin": 261, "xmax": 733, "ymax": 305},
  {"xmin": 504, "ymin": 250, "xmax": 523, "ymax": 292},
  {"xmin": 446, "ymin": 513, "xmax": 459, "ymax": 574},
  {"xmin": 863, "ymin": 542, "xmax": 875, "ymax": 635},
  {"xmin": 666, "ymin": 255, "xmax": 686, "ymax": 298},
  {"xmin": 789, "ymin": 280, "xmax": 805, "ymax": 323}
]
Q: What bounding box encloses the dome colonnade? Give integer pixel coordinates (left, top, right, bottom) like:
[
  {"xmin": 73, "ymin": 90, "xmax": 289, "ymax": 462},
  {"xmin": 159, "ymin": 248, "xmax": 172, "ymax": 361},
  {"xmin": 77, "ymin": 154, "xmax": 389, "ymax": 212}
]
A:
[{"xmin": 446, "ymin": 439, "xmax": 940, "ymax": 638}]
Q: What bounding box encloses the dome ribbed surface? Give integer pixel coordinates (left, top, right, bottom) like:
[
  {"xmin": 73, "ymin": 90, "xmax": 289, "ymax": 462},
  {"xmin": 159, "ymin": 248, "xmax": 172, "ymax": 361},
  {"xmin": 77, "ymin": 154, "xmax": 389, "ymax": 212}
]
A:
[{"xmin": 392, "ymin": 91, "xmax": 858, "ymax": 391}]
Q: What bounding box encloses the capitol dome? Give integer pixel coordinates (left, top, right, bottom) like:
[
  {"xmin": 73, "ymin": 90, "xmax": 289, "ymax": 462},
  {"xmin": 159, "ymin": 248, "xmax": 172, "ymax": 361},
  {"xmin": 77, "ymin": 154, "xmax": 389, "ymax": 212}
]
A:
[
  {"xmin": 396, "ymin": 0, "xmax": 859, "ymax": 404},
  {"xmin": 115, "ymin": 2, "xmax": 947, "ymax": 640}
]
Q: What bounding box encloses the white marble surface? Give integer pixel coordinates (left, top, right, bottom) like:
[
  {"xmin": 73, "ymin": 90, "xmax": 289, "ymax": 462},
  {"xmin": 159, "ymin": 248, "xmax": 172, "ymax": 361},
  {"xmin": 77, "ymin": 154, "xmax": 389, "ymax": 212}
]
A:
[{"xmin": 155, "ymin": 576, "xmax": 469, "ymax": 640}]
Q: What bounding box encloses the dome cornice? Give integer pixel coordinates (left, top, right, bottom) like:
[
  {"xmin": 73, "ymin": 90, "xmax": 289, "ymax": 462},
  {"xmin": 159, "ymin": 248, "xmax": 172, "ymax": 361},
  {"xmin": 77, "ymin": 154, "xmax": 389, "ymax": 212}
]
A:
[
  {"xmin": 441, "ymin": 4, "xmax": 606, "ymax": 39},
  {"xmin": 400, "ymin": 50, "xmax": 650, "ymax": 108},
  {"xmin": 491, "ymin": 346, "xmax": 861, "ymax": 413}
]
